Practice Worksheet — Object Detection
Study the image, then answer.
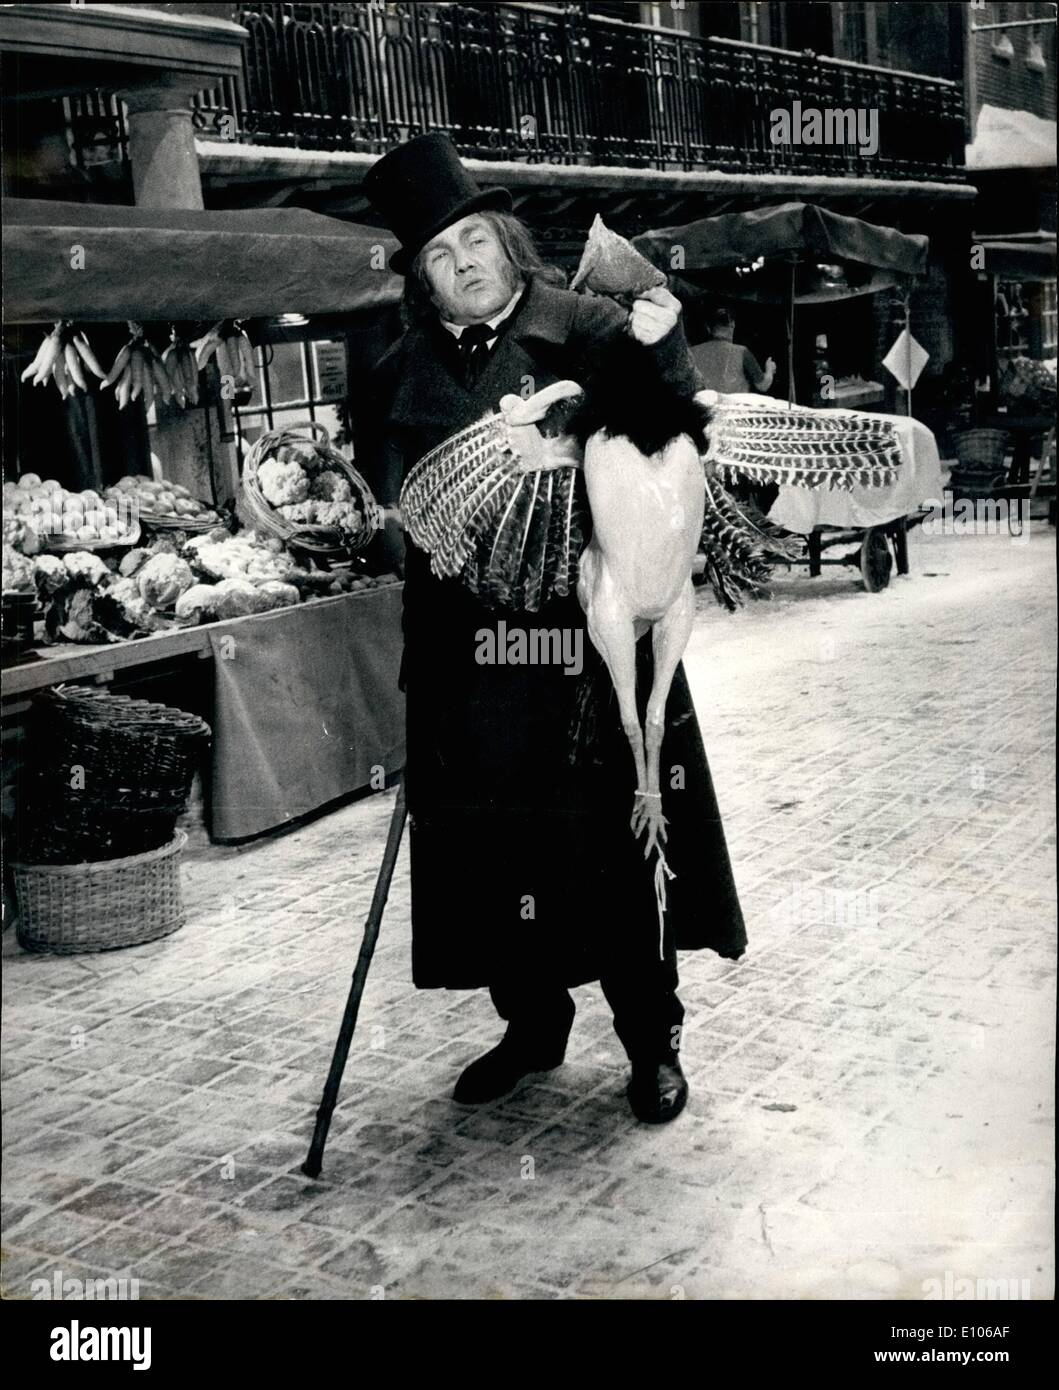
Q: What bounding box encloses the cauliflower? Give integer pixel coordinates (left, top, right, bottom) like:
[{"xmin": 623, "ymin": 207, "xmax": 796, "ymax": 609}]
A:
[
  {"xmin": 277, "ymin": 501, "xmax": 319, "ymax": 524},
  {"xmin": 255, "ymin": 580, "xmax": 300, "ymax": 612},
  {"xmin": 108, "ymin": 576, "xmax": 141, "ymax": 606},
  {"xmin": 2, "ymin": 543, "xmax": 36, "ymax": 594},
  {"xmin": 119, "ymin": 548, "xmax": 151, "ymax": 578},
  {"xmin": 3, "ymin": 515, "xmax": 41, "ymax": 556},
  {"xmin": 281, "ymin": 442, "xmax": 324, "ymax": 475},
  {"xmin": 309, "ymin": 470, "xmax": 352, "ymax": 503},
  {"xmin": 33, "ymin": 553, "xmax": 69, "ymax": 597},
  {"xmin": 257, "ymin": 457, "xmax": 310, "ymax": 507},
  {"xmin": 314, "ymin": 501, "xmax": 363, "ymax": 532},
  {"xmin": 56, "ymin": 587, "xmax": 101, "ymax": 642},
  {"xmin": 137, "ymin": 553, "xmax": 195, "ymax": 609},
  {"xmin": 96, "ymin": 588, "xmax": 167, "ymax": 636},
  {"xmin": 62, "ymin": 551, "xmax": 110, "ymax": 587},
  {"xmin": 146, "ymin": 534, "xmax": 181, "ymax": 557},
  {"xmin": 212, "ymin": 577, "xmax": 273, "ymax": 620},
  {"xmin": 174, "ymin": 584, "xmax": 220, "ymax": 623}
]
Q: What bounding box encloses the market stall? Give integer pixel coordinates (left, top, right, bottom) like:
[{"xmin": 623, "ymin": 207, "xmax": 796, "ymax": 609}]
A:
[
  {"xmin": 634, "ymin": 204, "xmax": 938, "ymax": 590},
  {"xmin": 634, "ymin": 201, "xmax": 929, "ymax": 408},
  {"xmin": 3, "ymin": 198, "xmax": 408, "ymax": 948}
]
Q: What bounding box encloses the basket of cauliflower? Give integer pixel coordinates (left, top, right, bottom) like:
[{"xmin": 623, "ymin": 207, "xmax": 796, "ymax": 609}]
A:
[{"xmin": 242, "ymin": 421, "xmax": 381, "ymax": 556}]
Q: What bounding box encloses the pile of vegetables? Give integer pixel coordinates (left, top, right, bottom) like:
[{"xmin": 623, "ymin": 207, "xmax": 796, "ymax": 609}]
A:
[
  {"xmin": 3, "ymin": 475, "xmax": 137, "ymax": 548},
  {"xmin": 5, "ymin": 496, "xmax": 401, "ymax": 646},
  {"xmin": 3, "ymin": 544, "xmax": 37, "ymax": 595},
  {"xmin": 257, "ymin": 441, "xmax": 367, "ymax": 540},
  {"xmin": 108, "ymin": 474, "xmax": 220, "ymax": 526}
]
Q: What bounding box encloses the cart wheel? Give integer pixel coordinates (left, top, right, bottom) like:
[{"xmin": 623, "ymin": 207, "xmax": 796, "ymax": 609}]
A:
[{"xmin": 860, "ymin": 528, "xmax": 893, "ymax": 592}]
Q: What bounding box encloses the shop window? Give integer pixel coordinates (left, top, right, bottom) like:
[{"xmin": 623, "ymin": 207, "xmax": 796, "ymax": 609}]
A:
[
  {"xmin": 232, "ymin": 337, "xmax": 350, "ymax": 459},
  {"xmin": 995, "ymin": 279, "xmax": 1032, "ymax": 360}
]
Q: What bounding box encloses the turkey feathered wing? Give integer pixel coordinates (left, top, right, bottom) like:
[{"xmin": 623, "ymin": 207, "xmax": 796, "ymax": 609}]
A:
[
  {"xmin": 399, "ymin": 391, "xmax": 902, "ymax": 614},
  {"xmin": 401, "ymin": 407, "xmax": 590, "ymax": 611}
]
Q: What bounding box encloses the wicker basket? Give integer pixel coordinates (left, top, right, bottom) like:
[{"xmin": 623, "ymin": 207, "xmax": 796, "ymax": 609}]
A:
[
  {"xmin": 14, "ymin": 830, "xmax": 188, "ymax": 954},
  {"xmin": 42, "ymin": 520, "xmax": 142, "ymax": 554},
  {"xmin": 138, "ymin": 512, "xmax": 219, "ymax": 533},
  {"xmin": 242, "ymin": 421, "xmax": 381, "ymax": 556},
  {"xmin": 19, "ymin": 687, "xmax": 210, "ymax": 863},
  {"xmin": 953, "ymin": 428, "xmax": 1011, "ymax": 472},
  {"xmin": 34, "ymin": 687, "xmax": 210, "ymax": 795}
]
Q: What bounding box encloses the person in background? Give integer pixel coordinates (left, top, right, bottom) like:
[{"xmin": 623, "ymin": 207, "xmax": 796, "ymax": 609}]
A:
[{"xmin": 691, "ymin": 306, "xmax": 775, "ymax": 396}]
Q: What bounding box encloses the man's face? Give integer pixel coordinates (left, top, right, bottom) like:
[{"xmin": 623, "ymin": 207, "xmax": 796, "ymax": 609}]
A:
[{"xmin": 419, "ymin": 214, "xmax": 519, "ymax": 325}]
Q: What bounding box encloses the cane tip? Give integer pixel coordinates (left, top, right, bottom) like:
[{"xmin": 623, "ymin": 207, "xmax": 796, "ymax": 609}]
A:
[{"xmin": 301, "ymin": 1157, "xmax": 322, "ymax": 1179}]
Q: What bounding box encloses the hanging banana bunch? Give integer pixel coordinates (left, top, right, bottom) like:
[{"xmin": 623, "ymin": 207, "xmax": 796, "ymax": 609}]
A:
[
  {"xmin": 161, "ymin": 328, "xmax": 200, "ymax": 407},
  {"xmin": 191, "ymin": 318, "xmax": 255, "ymax": 394},
  {"xmin": 20, "ymin": 322, "xmax": 108, "ymax": 399},
  {"xmin": 101, "ymin": 323, "xmax": 175, "ymax": 412}
]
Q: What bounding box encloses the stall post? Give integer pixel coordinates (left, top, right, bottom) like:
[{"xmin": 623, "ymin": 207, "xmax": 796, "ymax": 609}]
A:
[{"xmin": 115, "ymin": 76, "xmax": 240, "ymax": 505}]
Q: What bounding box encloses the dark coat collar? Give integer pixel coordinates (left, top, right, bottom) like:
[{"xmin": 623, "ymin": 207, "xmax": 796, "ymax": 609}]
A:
[{"xmin": 388, "ymin": 277, "xmax": 580, "ymax": 435}]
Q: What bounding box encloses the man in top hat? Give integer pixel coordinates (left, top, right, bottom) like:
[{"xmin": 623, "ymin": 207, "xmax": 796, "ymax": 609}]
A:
[{"xmin": 357, "ymin": 133, "xmax": 746, "ymax": 1124}]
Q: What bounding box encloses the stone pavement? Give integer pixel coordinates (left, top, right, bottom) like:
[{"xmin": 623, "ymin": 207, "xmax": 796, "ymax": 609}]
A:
[{"xmin": 2, "ymin": 528, "xmax": 1055, "ymax": 1301}]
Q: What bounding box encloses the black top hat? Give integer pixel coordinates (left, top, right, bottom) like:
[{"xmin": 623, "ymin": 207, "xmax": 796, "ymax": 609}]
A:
[{"xmin": 362, "ymin": 133, "xmax": 512, "ymax": 275}]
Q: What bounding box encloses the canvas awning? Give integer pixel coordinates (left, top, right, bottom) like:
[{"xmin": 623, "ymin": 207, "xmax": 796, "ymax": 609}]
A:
[
  {"xmin": 634, "ymin": 201, "xmax": 929, "ymax": 278},
  {"xmin": 2, "ymin": 200, "xmax": 402, "ymax": 324},
  {"xmin": 976, "ymin": 234, "xmax": 1057, "ymax": 281}
]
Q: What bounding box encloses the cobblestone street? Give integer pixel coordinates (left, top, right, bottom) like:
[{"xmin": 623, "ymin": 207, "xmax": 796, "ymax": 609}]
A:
[{"xmin": 3, "ymin": 527, "xmax": 1055, "ymax": 1301}]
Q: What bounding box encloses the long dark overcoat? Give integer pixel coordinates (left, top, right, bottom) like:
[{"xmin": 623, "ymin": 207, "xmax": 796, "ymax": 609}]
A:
[{"xmin": 356, "ymin": 277, "xmax": 747, "ymax": 988}]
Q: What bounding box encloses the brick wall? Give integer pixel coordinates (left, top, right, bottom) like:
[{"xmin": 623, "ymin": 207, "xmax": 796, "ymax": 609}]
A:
[{"xmin": 973, "ymin": 1, "xmax": 1056, "ymax": 121}]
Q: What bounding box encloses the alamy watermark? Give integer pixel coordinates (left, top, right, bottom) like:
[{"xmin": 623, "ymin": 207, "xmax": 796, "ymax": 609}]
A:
[
  {"xmin": 922, "ymin": 492, "xmax": 1030, "ymax": 543},
  {"xmin": 922, "ymin": 1271, "xmax": 1032, "ymax": 1301},
  {"xmin": 773, "ymin": 880, "xmax": 880, "ymax": 928},
  {"xmin": 32, "ymin": 1270, "xmax": 140, "ymax": 1300},
  {"xmin": 475, "ymin": 621, "xmax": 583, "ymax": 676},
  {"xmin": 770, "ymin": 101, "xmax": 879, "ymax": 156}
]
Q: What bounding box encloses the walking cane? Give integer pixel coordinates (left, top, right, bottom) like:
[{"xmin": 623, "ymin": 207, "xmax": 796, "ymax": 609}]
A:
[{"xmin": 302, "ymin": 778, "xmax": 408, "ymax": 1178}]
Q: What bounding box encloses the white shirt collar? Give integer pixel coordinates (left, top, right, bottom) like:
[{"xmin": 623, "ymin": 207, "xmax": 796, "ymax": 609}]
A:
[{"xmin": 440, "ymin": 285, "xmax": 524, "ymax": 340}]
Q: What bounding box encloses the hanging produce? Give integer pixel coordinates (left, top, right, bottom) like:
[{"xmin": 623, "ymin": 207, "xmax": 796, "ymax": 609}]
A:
[
  {"xmin": 20, "ymin": 322, "xmax": 107, "ymax": 398},
  {"xmin": 101, "ymin": 323, "xmax": 176, "ymax": 411},
  {"xmin": 191, "ymin": 319, "xmax": 256, "ymax": 391},
  {"xmin": 161, "ymin": 330, "xmax": 200, "ymax": 407}
]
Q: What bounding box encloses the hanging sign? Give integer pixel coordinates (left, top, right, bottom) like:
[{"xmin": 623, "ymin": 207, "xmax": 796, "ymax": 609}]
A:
[{"xmin": 882, "ymin": 329, "xmax": 929, "ymax": 391}]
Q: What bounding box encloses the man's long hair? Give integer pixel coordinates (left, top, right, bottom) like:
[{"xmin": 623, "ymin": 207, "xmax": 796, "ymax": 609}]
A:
[{"xmin": 401, "ymin": 210, "xmax": 566, "ymax": 326}]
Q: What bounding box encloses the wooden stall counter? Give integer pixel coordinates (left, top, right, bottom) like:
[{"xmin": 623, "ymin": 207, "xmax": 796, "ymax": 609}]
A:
[{"xmin": 2, "ymin": 585, "xmax": 406, "ymax": 841}]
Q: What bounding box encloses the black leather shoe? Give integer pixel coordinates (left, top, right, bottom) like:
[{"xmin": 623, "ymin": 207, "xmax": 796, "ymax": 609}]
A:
[
  {"xmin": 627, "ymin": 1058, "xmax": 689, "ymax": 1124},
  {"xmin": 453, "ymin": 1032, "xmax": 568, "ymax": 1105}
]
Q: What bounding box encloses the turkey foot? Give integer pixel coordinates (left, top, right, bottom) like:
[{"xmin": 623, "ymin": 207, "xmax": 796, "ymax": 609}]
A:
[{"xmin": 631, "ymin": 789, "xmax": 668, "ymax": 859}]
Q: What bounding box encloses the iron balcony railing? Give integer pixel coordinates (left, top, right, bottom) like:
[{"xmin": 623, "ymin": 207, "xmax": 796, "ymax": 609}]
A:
[{"xmin": 70, "ymin": 2, "xmax": 968, "ymax": 183}]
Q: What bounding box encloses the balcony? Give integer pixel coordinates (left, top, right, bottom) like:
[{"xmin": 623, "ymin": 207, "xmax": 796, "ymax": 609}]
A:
[{"xmin": 67, "ymin": 2, "xmax": 967, "ymax": 189}]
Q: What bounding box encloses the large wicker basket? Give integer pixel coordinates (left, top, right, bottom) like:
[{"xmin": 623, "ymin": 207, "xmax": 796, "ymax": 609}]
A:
[
  {"xmin": 14, "ymin": 830, "xmax": 188, "ymax": 955},
  {"xmin": 18, "ymin": 686, "xmax": 210, "ymax": 863},
  {"xmin": 242, "ymin": 420, "xmax": 381, "ymax": 556},
  {"xmin": 953, "ymin": 428, "xmax": 1011, "ymax": 472}
]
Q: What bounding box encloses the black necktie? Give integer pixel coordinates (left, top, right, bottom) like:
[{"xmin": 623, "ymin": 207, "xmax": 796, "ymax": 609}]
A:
[{"xmin": 457, "ymin": 322, "xmax": 495, "ymax": 388}]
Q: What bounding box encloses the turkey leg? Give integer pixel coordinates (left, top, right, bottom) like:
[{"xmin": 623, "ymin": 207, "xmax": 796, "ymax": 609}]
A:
[
  {"xmin": 632, "ymin": 577, "xmax": 696, "ymax": 857},
  {"xmin": 578, "ymin": 547, "xmax": 649, "ymax": 816}
]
